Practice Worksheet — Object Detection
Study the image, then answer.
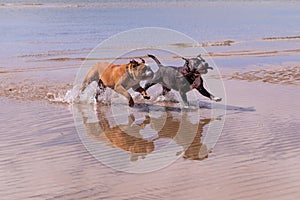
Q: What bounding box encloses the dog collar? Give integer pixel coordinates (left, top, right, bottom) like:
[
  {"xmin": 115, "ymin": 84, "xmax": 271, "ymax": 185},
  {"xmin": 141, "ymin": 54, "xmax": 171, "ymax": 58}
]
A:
[{"xmin": 183, "ymin": 68, "xmax": 189, "ymax": 75}]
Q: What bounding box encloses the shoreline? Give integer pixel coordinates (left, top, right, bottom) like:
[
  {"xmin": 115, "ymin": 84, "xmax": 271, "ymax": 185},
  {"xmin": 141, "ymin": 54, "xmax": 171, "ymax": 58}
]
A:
[{"xmin": 1, "ymin": 62, "xmax": 299, "ymax": 103}]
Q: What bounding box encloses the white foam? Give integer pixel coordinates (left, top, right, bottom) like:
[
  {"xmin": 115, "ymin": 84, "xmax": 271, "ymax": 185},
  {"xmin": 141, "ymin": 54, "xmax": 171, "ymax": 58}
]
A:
[{"xmin": 49, "ymin": 81, "xmax": 117, "ymax": 105}]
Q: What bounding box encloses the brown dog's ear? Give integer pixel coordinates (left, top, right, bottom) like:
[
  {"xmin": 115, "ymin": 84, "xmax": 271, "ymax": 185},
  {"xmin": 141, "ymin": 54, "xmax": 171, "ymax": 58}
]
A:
[{"xmin": 129, "ymin": 59, "xmax": 139, "ymax": 68}]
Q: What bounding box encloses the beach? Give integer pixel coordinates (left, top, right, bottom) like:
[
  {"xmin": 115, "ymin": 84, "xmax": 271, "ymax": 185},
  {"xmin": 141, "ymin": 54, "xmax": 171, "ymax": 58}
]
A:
[{"xmin": 1, "ymin": 0, "xmax": 300, "ymax": 199}]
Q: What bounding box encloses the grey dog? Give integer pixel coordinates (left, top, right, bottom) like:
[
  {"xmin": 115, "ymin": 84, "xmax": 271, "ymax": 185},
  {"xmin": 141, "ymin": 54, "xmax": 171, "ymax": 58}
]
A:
[{"xmin": 144, "ymin": 54, "xmax": 222, "ymax": 106}]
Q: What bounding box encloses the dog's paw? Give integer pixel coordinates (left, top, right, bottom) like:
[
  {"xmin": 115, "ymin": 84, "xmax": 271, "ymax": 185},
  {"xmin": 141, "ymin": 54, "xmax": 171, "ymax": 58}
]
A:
[
  {"xmin": 129, "ymin": 98, "xmax": 134, "ymax": 107},
  {"xmin": 182, "ymin": 102, "xmax": 190, "ymax": 109},
  {"xmin": 212, "ymin": 96, "xmax": 222, "ymax": 102},
  {"xmin": 183, "ymin": 105, "xmax": 189, "ymax": 109},
  {"xmin": 143, "ymin": 95, "xmax": 150, "ymax": 100},
  {"xmin": 155, "ymin": 96, "xmax": 166, "ymax": 102}
]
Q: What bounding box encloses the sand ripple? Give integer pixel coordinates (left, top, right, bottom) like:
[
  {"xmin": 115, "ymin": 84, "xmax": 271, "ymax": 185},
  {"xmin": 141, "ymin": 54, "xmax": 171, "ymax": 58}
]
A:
[
  {"xmin": 0, "ymin": 78, "xmax": 72, "ymax": 102},
  {"xmin": 228, "ymin": 66, "xmax": 300, "ymax": 85},
  {"xmin": 263, "ymin": 36, "xmax": 300, "ymax": 41}
]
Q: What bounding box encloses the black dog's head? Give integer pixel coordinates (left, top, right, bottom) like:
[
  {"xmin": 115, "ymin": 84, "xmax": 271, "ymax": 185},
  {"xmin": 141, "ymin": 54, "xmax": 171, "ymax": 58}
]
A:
[{"xmin": 182, "ymin": 54, "xmax": 213, "ymax": 75}]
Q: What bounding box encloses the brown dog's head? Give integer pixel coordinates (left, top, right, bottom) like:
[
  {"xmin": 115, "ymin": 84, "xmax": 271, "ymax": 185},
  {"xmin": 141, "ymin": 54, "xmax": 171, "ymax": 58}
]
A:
[{"xmin": 127, "ymin": 58, "xmax": 154, "ymax": 80}]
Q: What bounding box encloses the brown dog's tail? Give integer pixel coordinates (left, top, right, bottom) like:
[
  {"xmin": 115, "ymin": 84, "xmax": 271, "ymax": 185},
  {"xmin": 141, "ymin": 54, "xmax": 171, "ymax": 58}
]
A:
[{"xmin": 148, "ymin": 54, "xmax": 163, "ymax": 67}]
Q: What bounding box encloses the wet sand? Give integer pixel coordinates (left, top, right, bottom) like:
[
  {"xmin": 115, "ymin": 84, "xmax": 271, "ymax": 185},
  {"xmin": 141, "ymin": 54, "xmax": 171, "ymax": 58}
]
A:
[
  {"xmin": 1, "ymin": 76, "xmax": 300, "ymax": 199},
  {"xmin": 227, "ymin": 65, "xmax": 300, "ymax": 85}
]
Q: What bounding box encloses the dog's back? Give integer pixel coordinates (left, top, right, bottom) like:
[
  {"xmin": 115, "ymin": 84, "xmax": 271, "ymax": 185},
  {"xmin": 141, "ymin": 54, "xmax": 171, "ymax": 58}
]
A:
[
  {"xmin": 100, "ymin": 64, "xmax": 127, "ymax": 88},
  {"xmin": 146, "ymin": 55, "xmax": 191, "ymax": 91},
  {"xmin": 80, "ymin": 62, "xmax": 111, "ymax": 92}
]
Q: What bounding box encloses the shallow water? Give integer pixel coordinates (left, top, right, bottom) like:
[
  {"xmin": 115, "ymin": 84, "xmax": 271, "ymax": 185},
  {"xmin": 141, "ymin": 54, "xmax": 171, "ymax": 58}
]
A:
[{"xmin": 1, "ymin": 80, "xmax": 300, "ymax": 199}]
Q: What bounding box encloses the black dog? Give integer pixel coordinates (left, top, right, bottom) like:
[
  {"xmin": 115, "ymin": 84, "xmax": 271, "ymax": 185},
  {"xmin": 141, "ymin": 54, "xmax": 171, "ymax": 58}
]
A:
[{"xmin": 144, "ymin": 54, "xmax": 222, "ymax": 106}]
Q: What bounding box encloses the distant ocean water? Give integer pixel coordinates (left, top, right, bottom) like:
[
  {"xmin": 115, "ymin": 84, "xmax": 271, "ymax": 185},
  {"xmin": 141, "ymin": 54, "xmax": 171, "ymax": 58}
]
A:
[{"xmin": 0, "ymin": 0, "xmax": 300, "ymax": 71}]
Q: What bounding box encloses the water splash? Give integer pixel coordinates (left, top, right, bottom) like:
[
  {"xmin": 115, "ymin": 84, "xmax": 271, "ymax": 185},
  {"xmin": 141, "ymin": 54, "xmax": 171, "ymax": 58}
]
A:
[
  {"xmin": 48, "ymin": 84, "xmax": 80, "ymax": 104},
  {"xmin": 154, "ymin": 91, "xmax": 180, "ymax": 103},
  {"xmin": 49, "ymin": 81, "xmax": 115, "ymax": 105}
]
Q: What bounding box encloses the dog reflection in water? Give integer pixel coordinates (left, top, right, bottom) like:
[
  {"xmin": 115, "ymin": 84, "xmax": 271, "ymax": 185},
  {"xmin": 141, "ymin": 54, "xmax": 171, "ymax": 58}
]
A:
[
  {"xmin": 81, "ymin": 105, "xmax": 215, "ymax": 161},
  {"xmin": 150, "ymin": 112, "xmax": 213, "ymax": 160},
  {"xmin": 81, "ymin": 107, "xmax": 154, "ymax": 161},
  {"xmin": 99, "ymin": 114, "xmax": 155, "ymax": 161}
]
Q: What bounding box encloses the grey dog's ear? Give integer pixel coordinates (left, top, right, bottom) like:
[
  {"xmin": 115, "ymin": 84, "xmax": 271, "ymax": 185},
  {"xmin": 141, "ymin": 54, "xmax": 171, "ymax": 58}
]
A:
[
  {"xmin": 197, "ymin": 54, "xmax": 205, "ymax": 62},
  {"xmin": 139, "ymin": 57, "xmax": 145, "ymax": 63},
  {"xmin": 182, "ymin": 57, "xmax": 191, "ymax": 71},
  {"xmin": 182, "ymin": 57, "xmax": 188, "ymax": 62}
]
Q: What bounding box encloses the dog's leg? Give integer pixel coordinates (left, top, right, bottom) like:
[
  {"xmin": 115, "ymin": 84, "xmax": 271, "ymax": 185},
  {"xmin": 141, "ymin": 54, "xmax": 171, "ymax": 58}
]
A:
[
  {"xmin": 144, "ymin": 82, "xmax": 157, "ymax": 91},
  {"xmin": 114, "ymin": 84, "xmax": 134, "ymax": 107},
  {"xmin": 133, "ymin": 85, "xmax": 150, "ymax": 99},
  {"xmin": 95, "ymin": 79, "xmax": 106, "ymax": 102},
  {"xmin": 144, "ymin": 75, "xmax": 162, "ymax": 91},
  {"xmin": 95, "ymin": 91, "xmax": 100, "ymax": 102},
  {"xmin": 162, "ymin": 86, "xmax": 171, "ymax": 96},
  {"xmin": 80, "ymin": 78, "xmax": 93, "ymax": 93},
  {"xmin": 179, "ymin": 90, "xmax": 189, "ymax": 107},
  {"xmin": 98, "ymin": 79, "xmax": 106, "ymax": 90},
  {"xmin": 195, "ymin": 77, "xmax": 222, "ymax": 102},
  {"xmin": 80, "ymin": 82, "xmax": 88, "ymax": 93},
  {"xmin": 80, "ymin": 71, "xmax": 100, "ymax": 93}
]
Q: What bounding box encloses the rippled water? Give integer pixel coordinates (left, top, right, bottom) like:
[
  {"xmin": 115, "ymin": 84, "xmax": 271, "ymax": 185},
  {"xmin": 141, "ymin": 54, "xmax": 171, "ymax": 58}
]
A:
[
  {"xmin": 1, "ymin": 0, "xmax": 300, "ymax": 71},
  {"xmin": 1, "ymin": 80, "xmax": 300, "ymax": 199}
]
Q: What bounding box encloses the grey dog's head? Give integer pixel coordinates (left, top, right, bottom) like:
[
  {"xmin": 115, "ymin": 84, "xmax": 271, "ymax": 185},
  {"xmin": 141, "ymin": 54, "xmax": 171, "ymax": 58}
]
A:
[{"xmin": 182, "ymin": 54, "xmax": 213, "ymax": 75}]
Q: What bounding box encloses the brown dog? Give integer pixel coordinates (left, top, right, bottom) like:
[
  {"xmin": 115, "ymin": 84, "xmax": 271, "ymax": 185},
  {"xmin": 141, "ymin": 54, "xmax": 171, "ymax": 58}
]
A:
[{"xmin": 81, "ymin": 58, "xmax": 154, "ymax": 107}]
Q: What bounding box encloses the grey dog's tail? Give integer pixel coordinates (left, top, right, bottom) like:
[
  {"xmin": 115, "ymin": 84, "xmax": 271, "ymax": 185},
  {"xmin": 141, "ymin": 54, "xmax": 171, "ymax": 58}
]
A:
[{"xmin": 147, "ymin": 54, "xmax": 163, "ymax": 67}]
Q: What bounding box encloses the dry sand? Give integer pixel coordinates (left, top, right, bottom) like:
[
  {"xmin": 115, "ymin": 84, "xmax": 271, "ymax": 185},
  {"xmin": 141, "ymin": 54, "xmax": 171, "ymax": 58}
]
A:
[{"xmin": 1, "ymin": 74, "xmax": 300, "ymax": 199}]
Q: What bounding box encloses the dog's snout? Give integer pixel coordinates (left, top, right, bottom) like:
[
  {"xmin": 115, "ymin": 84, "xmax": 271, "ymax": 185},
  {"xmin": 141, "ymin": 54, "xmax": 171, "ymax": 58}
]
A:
[
  {"xmin": 203, "ymin": 62, "xmax": 213, "ymax": 70},
  {"xmin": 146, "ymin": 70, "xmax": 154, "ymax": 78},
  {"xmin": 143, "ymin": 66, "xmax": 154, "ymax": 79}
]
